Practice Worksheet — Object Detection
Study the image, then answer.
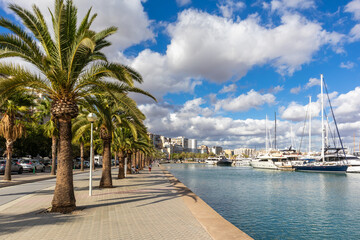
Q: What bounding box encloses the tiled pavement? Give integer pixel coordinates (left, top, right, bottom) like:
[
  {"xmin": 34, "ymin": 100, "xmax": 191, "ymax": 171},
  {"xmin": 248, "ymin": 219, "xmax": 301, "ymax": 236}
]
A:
[{"xmin": 0, "ymin": 166, "xmax": 213, "ymax": 240}]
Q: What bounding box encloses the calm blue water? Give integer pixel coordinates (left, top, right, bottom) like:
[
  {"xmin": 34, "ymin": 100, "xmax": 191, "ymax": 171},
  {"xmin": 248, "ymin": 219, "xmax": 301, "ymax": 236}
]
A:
[{"xmin": 164, "ymin": 164, "xmax": 360, "ymax": 240}]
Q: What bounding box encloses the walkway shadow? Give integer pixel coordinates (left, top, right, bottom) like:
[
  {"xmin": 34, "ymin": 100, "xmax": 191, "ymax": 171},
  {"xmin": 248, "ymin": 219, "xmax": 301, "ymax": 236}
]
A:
[{"xmin": 0, "ymin": 209, "xmax": 76, "ymax": 236}]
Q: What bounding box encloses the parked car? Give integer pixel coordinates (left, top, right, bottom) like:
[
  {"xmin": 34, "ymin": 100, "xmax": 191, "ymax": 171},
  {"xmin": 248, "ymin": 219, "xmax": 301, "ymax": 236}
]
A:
[
  {"xmin": 0, "ymin": 160, "xmax": 23, "ymax": 174},
  {"xmin": 31, "ymin": 160, "xmax": 46, "ymax": 172},
  {"xmin": 84, "ymin": 161, "xmax": 90, "ymax": 168},
  {"xmin": 73, "ymin": 160, "xmax": 81, "ymax": 169},
  {"xmin": 18, "ymin": 159, "xmax": 45, "ymax": 172}
]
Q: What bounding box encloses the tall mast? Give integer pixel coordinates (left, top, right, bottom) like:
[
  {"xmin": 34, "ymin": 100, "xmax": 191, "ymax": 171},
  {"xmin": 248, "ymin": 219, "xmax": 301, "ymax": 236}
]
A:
[
  {"xmin": 266, "ymin": 115, "xmax": 268, "ymax": 153},
  {"xmin": 291, "ymin": 124, "xmax": 294, "ymax": 148},
  {"xmin": 321, "ymin": 74, "xmax": 325, "ymax": 162},
  {"xmin": 309, "ymin": 96, "xmax": 311, "ymax": 154},
  {"xmin": 274, "ymin": 112, "xmax": 277, "ymax": 150}
]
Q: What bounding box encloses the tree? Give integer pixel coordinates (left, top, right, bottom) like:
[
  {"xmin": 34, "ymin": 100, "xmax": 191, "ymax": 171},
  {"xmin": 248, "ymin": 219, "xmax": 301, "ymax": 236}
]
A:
[
  {"xmin": 0, "ymin": 0, "xmax": 152, "ymax": 213},
  {"xmin": 0, "ymin": 93, "xmax": 33, "ymax": 180},
  {"xmin": 35, "ymin": 97, "xmax": 58, "ymax": 175}
]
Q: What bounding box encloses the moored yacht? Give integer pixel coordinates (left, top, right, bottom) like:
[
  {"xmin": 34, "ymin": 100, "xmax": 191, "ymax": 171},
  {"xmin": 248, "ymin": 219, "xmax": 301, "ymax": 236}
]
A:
[
  {"xmin": 292, "ymin": 74, "xmax": 348, "ymax": 173},
  {"xmin": 216, "ymin": 156, "xmax": 233, "ymax": 166},
  {"xmin": 251, "ymin": 155, "xmax": 287, "ymax": 170}
]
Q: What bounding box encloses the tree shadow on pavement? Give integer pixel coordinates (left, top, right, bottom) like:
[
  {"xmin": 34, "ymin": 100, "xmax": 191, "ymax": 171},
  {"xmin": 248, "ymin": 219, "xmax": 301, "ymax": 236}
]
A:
[{"xmin": 0, "ymin": 209, "xmax": 76, "ymax": 236}]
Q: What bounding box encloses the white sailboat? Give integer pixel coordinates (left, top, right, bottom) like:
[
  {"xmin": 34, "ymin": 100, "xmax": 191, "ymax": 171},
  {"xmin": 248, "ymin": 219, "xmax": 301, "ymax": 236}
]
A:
[{"xmin": 293, "ymin": 74, "xmax": 348, "ymax": 173}]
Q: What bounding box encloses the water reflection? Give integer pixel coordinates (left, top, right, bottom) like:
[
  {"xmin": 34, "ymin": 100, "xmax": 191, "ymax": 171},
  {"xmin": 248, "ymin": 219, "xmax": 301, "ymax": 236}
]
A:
[{"xmin": 166, "ymin": 163, "xmax": 360, "ymax": 240}]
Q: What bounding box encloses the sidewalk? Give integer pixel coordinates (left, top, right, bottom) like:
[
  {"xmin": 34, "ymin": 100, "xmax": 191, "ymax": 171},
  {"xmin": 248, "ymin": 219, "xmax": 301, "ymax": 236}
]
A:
[
  {"xmin": 0, "ymin": 168, "xmax": 91, "ymax": 188},
  {"xmin": 0, "ymin": 165, "xmax": 252, "ymax": 240}
]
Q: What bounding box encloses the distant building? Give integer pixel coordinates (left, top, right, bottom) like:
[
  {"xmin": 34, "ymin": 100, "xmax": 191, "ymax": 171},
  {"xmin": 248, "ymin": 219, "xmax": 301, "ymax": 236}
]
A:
[
  {"xmin": 189, "ymin": 139, "xmax": 197, "ymax": 153},
  {"xmin": 199, "ymin": 145, "xmax": 209, "ymax": 154},
  {"xmin": 211, "ymin": 146, "xmax": 223, "ymax": 155},
  {"xmin": 234, "ymin": 148, "xmax": 256, "ymax": 157},
  {"xmin": 148, "ymin": 133, "xmax": 163, "ymax": 149},
  {"xmin": 224, "ymin": 149, "xmax": 234, "ymax": 157},
  {"xmin": 171, "ymin": 136, "xmax": 188, "ymax": 150}
]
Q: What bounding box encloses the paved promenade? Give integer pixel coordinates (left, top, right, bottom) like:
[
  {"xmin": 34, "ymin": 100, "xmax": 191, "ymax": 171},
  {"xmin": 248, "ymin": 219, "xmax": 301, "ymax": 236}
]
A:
[{"xmin": 0, "ymin": 166, "xmax": 252, "ymax": 240}]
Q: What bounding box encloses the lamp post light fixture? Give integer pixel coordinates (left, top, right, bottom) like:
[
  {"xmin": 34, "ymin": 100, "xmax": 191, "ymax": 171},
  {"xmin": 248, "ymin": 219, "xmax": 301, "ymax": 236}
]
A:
[{"xmin": 87, "ymin": 113, "xmax": 98, "ymax": 196}]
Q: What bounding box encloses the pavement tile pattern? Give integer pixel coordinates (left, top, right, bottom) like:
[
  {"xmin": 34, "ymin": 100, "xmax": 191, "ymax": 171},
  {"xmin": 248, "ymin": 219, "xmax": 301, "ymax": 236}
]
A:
[{"xmin": 0, "ymin": 166, "xmax": 212, "ymax": 240}]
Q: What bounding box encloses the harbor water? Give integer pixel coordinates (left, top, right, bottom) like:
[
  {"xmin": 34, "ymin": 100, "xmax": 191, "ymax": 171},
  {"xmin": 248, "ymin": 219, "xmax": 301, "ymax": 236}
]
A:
[{"xmin": 164, "ymin": 163, "xmax": 360, "ymax": 240}]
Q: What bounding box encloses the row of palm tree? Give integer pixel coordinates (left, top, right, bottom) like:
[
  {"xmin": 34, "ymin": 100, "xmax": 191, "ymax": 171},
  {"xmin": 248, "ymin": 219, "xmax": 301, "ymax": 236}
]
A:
[{"xmin": 0, "ymin": 0, "xmax": 157, "ymax": 213}]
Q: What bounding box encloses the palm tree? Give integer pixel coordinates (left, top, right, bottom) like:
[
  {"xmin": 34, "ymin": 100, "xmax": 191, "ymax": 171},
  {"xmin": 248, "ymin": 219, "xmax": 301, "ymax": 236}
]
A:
[
  {"xmin": 0, "ymin": 0, "xmax": 153, "ymax": 213},
  {"xmin": 0, "ymin": 93, "xmax": 33, "ymax": 180},
  {"xmin": 72, "ymin": 106, "xmax": 91, "ymax": 171},
  {"xmin": 35, "ymin": 97, "xmax": 58, "ymax": 175},
  {"xmin": 82, "ymin": 92, "xmax": 151, "ymax": 188}
]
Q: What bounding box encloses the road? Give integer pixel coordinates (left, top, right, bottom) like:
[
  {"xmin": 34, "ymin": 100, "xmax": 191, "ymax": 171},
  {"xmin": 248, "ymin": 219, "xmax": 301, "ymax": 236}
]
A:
[{"xmin": 0, "ymin": 170, "xmax": 102, "ymax": 207}]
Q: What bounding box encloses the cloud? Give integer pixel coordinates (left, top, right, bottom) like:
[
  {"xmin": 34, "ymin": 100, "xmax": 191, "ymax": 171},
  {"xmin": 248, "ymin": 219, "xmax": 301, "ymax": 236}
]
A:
[
  {"xmin": 219, "ymin": 84, "xmax": 237, "ymax": 93},
  {"xmin": 176, "ymin": 0, "xmax": 191, "ymax": 7},
  {"xmin": 141, "ymin": 86, "xmax": 360, "ymax": 149},
  {"xmin": 215, "ymin": 89, "xmax": 276, "ymax": 112},
  {"xmin": 345, "ymin": 0, "xmax": 360, "ymax": 20},
  {"xmin": 270, "ymin": 0, "xmax": 315, "ymax": 12},
  {"xmin": 140, "ymin": 99, "xmax": 323, "ymax": 150},
  {"xmin": 332, "ymin": 87, "xmax": 360, "ymax": 123},
  {"xmin": 280, "ymin": 101, "xmax": 320, "ymax": 121},
  {"xmin": 290, "ymin": 86, "xmax": 302, "ymax": 94},
  {"xmin": 340, "ymin": 61, "xmax": 355, "ymax": 69},
  {"xmin": 165, "ymin": 10, "xmax": 344, "ymax": 83},
  {"xmin": 125, "ymin": 49, "xmax": 202, "ymax": 103},
  {"xmin": 349, "ymin": 24, "xmax": 360, "ymax": 42},
  {"xmin": 0, "ymin": 0, "xmax": 154, "ymax": 52},
  {"xmin": 217, "ymin": 0, "xmax": 245, "ymax": 18},
  {"xmin": 305, "ymin": 77, "xmax": 321, "ymax": 88},
  {"xmin": 269, "ymin": 85, "xmax": 284, "ymax": 93}
]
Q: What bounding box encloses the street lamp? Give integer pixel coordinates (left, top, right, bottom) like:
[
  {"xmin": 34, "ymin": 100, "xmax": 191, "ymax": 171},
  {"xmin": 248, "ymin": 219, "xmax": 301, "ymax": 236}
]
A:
[{"xmin": 87, "ymin": 113, "xmax": 98, "ymax": 196}]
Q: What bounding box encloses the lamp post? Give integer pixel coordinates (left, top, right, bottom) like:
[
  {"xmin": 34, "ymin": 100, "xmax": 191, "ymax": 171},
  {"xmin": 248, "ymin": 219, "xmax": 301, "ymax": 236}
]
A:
[{"xmin": 87, "ymin": 113, "xmax": 98, "ymax": 196}]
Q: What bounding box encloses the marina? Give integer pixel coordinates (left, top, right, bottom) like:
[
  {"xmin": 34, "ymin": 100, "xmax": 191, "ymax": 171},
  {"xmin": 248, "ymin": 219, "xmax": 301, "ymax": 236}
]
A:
[{"xmin": 165, "ymin": 163, "xmax": 360, "ymax": 240}]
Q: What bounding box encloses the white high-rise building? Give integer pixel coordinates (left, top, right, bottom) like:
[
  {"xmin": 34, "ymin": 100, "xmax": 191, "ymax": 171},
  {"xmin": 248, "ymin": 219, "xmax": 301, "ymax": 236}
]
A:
[{"xmin": 189, "ymin": 139, "xmax": 197, "ymax": 153}]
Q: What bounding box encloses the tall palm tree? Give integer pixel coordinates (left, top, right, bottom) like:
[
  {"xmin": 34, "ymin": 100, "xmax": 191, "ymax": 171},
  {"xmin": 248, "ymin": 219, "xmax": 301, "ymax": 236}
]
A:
[
  {"xmin": 82, "ymin": 92, "xmax": 151, "ymax": 188},
  {"xmin": 35, "ymin": 97, "xmax": 58, "ymax": 175},
  {"xmin": 0, "ymin": 0, "xmax": 153, "ymax": 213},
  {"xmin": 0, "ymin": 93, "xmax": 33, "ymax": 180},
  {"xmin": 72, "ymin": 106, "xmax": 91, "ymax": 171}
]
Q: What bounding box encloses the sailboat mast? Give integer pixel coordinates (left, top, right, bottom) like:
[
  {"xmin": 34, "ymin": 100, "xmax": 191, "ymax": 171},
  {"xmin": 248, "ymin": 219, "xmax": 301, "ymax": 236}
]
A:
[
  {"xmin": 309, "ymin": 96, "xmax": 311, "ymax": 154},
  {"xmin": 266, "ymin": 115, "xmax": 268, "ymax": 153},
  {"xmin": 321, "ymin": 74, "xmax": 325, "ymax": 162},
  {"xmin": 275, "ymin": 112, "xmax": 277, "ymax": 150}
]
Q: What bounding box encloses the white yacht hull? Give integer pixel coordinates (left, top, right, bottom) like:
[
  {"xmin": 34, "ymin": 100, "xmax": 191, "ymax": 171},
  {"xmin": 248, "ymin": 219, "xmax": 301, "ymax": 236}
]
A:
[
  {"xmin": 347, "ymin": 166, "xmax": 360, "ymax": 173},
  {"xmin": 251, "ymin": 160, "xmax": 278, "ymax": 170}
]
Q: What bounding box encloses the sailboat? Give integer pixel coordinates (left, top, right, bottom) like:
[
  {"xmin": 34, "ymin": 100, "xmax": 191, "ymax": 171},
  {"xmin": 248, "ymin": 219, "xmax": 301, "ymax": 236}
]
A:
[
  {"xmin": 251, "ymin": 115, "xmax": 287, "ymax": 170},
  {"xmin": 293, "ymin": 74, "xmax": 348, "ymax": 173}
]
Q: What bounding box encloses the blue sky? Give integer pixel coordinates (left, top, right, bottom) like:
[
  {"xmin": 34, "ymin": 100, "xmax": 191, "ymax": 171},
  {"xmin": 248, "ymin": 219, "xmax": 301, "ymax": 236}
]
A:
[{"xmin": 1, "ymin": 0, "xmax": 360, "ymax": 151}]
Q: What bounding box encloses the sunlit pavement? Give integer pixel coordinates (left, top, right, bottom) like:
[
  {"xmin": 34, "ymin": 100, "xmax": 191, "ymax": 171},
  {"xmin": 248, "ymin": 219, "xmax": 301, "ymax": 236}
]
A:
[{"xmin": 0, "ymin": 166, "xmax": 213, "ymax": 240}]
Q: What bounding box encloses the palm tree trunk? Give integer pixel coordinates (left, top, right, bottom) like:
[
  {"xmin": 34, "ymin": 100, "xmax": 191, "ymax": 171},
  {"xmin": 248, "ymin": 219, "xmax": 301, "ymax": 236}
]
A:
[
  {"xmin": 114, "ymin": 151, "xmax": 117, "ymax": 167},
  {"xmin": 51, "ymin": 136, "xmax": 57, "ymax": 175},
  {"xmin": 3, "ymin": 139, "xmax": 13, "ymax": 181},
  {"xmin": 140, "ymin": 152, "xmax": 144, "ymax": 170},
  {"xmin": 127, "ymin": 152, "xmax": 132, "ymax": 174},
  {"xmin": 51, "ymin": 118, "xmax": 76, "ymax": 213},
  {"xmin": 99, "ymin": 138, "xmax": 113, "ymax": 188},
  {"xmin": 118, "ymin": 151, "xmax": 125, "ymax": 179},
  {"xmin": 80, "ymin": 142, "xmax": 84, "ymax": 171}
]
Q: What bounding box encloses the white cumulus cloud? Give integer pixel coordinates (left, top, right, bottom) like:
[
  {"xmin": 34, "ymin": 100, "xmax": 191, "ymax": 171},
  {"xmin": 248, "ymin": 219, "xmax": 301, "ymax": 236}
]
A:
[
  {"xmin": 340, "ymin": 61, "xmax": 355, "ymax": 69},
  {"xmin": 165, "ymin": 10, "xmax": 344, "ymax": 83},
  {"xmin": 219, "ymin": 84, "xmax": 237, "ymax": 93},
  {"xmin": 270, "ymin": 0, "xmax": 315, "ymax": 12},
  {"xmin": 218, "ymin": 0, "xmax": 245, "ymax": 18},
  {"xmin": 0, "ymin": 0, "xmax": 154, "ymax": 52},
  {"xmin": 345, "ymin": 0, "xmax": 360, "ymax": 20},
  {"xmin": 215, "ymin": 89, "xmax": 276, "ymax": 112}
]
